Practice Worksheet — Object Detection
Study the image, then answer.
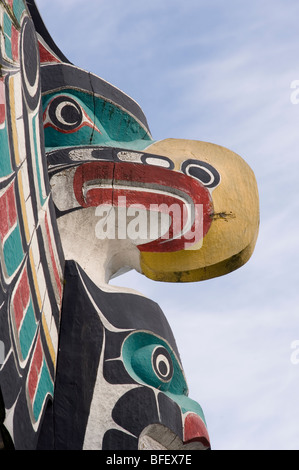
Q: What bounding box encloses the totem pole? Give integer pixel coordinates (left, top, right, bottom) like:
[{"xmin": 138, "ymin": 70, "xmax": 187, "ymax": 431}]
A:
[{"xmin": 0, "ymin": 0, "xmax": 259, "ymax": 450}]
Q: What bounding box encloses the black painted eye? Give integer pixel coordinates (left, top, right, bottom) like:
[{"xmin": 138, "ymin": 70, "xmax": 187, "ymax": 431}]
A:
[
  {"xmin": 181, "ymin": 159, "xmax": 220, "ymax": 189},
  {"xmin": 47, "ymin": 96, "xmax": 83, "ymax": 132},
  {"xmin": 152, "ymin": 347, "xmax": 173, "ymax": 383}
]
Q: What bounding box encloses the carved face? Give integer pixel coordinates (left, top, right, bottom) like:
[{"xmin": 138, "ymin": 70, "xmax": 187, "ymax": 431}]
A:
[
  {"xmin": 42, "ymin": 63, "xmax": 259, "ymax": 285},
  {"xmin": 52, "ymin": 261, "xmax": 210, "ymax": 450}
]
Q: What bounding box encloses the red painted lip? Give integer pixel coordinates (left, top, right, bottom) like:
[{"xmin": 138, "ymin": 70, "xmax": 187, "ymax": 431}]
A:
[
  {"xmin": 183, "ymin": 413, "xmax": 211, "ymax": 449},
  {"xmin": 73, "ymin": 161, "xmax": 214, "ymax": 252}
]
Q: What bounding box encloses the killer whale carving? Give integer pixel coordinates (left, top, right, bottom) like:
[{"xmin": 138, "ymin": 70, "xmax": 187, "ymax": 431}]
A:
[{"xmin": 0, "ymin": 0, "xmax": 259, "ymax": 450}]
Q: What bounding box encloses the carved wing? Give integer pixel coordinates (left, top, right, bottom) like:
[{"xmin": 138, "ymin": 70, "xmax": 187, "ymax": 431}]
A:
[{"xmin": 0, "ymin": 0, "xmax": 64, "ymax": 449}]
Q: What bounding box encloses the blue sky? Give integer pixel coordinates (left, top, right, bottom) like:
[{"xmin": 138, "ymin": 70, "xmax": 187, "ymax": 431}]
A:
[{"xmin": 36, "ymin": 0, "xmax": 299, "ymax": 450}]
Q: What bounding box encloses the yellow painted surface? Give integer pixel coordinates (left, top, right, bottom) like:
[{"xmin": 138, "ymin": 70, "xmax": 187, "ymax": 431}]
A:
[
  {"xmin": 42, "ymin": 313, "xmax": 56, "ymax": 368},
  {"xmin": 29, "ymin": 247, "xmax": 42, "ymax": 310},
  {"xmin": 9, "ymin": 76, "xmax": 21, "ymax": 166},
  {"xmin": 17, "ymin": 170, "xmax": 31, "ymax": 243},
  {"xmin": 140, "ymin": 139, "xmax": 259, "ymax": 282}
]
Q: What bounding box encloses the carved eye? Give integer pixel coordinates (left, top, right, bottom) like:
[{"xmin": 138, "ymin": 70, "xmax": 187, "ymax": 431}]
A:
[
  {"xmin": 152, "ymin": 346, "xmax": 173, "ymax": 383},
  {"xmin": 122, "ymin": 332, "xmax": 188, "ymax": 394},
  {"xmin": 43, "ymin": 95, "xmax": 99, "ymax": 134},
  {"xmin": 181, "ymin": 159, "xmax": 220, "ymax": 189},
  {"xmin": 129, "ymin": 343, "xmax": 174, "ymax": 391}
]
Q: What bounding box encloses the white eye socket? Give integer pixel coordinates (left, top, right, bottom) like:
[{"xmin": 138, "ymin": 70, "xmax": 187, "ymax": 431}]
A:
[
  {"xmin": 152, "ymin": 347, "xmax": 173, "ymax": 382},
  {"xmin": 116, "ymin": 151, "xmax": 144, "ymax": 163},
  {"xmin": 116, "ymin": 151, "xmax": 174, "ymax": 169},
  {"xmin": 181, "ymin": 159, "xmax": 220, "ymax": 189},
  {"xmin": 141, "ymin": 155, "xmax": 174, "ymax": 169}
]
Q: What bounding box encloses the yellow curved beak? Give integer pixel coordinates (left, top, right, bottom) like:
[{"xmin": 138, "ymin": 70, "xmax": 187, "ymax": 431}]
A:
[{"xmin": 140, "ymin": 139, "xmax": 260, "ymax": 282}]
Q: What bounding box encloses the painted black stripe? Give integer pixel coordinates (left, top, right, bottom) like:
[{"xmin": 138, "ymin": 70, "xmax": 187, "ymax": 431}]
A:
[
  {"xmin": 26, "ymin": 0, "xmax": 71, "ymax": 64},
  {"xmin": 41, "ymin": 64, "xmax": 151, "ymax": 134}
]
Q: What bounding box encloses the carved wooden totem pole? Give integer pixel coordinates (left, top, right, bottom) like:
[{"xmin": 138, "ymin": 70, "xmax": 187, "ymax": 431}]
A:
[{"xmin": 0, "ymin": 0, "xmax": 259, "ymax": 450}]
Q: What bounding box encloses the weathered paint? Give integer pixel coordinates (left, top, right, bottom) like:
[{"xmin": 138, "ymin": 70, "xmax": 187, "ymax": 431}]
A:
[
  {"xmin": 0, "ymin": 0, "xmax": 259, "ymax": 451},
  {"xmin": 36, "ymin": 261, "xmax": 210, "ymax": 450},
  {"xmin": 0, "ymin": 0, "xmax": 64, "ymax": 449},
  {"xmin": 140, "ymin": 139, "xmax": 259, "ymax": 282},
  {"xmin": 42, "ymin": 89, "xmax": 152, "ymax": 151}
]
